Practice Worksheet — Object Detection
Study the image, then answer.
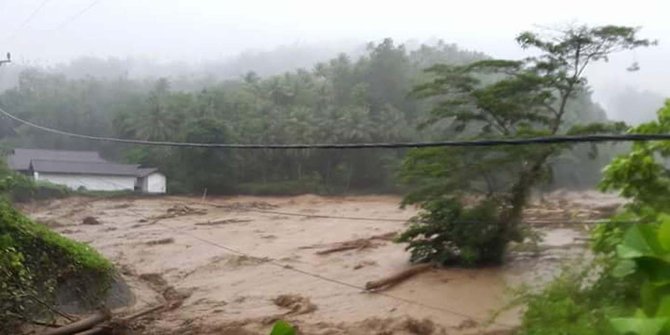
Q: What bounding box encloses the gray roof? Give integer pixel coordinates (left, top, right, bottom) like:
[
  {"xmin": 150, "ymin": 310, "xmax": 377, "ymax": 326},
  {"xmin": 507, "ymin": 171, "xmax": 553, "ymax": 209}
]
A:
[
  {"xmin": 31, "ymin": 159, "xmax": 141, "ymax": 176},
  {"xmin": 137, "ymin": 167, "xmax": 159, "ymax": 177},
  {"xmin": 8, "ymin": 148, "xmax": 106, "ymax": 171}
]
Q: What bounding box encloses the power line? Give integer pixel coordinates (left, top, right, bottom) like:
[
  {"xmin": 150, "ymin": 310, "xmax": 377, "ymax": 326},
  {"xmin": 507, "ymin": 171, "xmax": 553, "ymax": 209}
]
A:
[
  {"xmin": 1, "ymin": 106, "xmax": 670, "ymax": 149},
  {"xmin": 54, "ymin": 0, "xmax": 103, "ymax": 30},
  {"xmin": 152, "ymin": 220, "xmax": 515, "ymax": 328},
  {"xmin": 250, "ymin": 209, "xmax": 408, "ymax": 222},
  {"xmin": 155, "ymin": 200, "xmax": 618, "ymax": 328},
  {"xmin": 197, "ymin": 201, "xmax": 410, "ymax": 222},
  {"xmin": 197, "ymin": 200, "xmax": 618, "ymax": 225},
  {"xmin": 5, "ymin": 0, "xmax": 52, "ymax": 41}
]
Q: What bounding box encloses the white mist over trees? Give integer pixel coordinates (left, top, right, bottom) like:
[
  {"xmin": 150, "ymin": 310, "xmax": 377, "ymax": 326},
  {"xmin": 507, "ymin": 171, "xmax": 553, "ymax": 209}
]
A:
[{"xmin": 604, "ymin": 87, "xmax": 666, "ymax": 125}]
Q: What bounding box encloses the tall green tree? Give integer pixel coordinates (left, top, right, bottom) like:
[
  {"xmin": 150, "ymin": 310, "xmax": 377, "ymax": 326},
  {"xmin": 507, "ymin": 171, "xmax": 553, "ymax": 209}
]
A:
[{"xmin": 398, "ymin": 25, "xmax": 654, "ymax": 266}]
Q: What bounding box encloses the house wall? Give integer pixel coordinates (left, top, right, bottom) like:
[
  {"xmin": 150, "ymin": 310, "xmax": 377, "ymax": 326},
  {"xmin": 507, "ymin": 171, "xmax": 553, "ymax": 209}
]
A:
[
  {"xmin": 36, "ymin": 173, "xmax": 136, "ymax": 191},
  {"xmin": 142, "ymin": 173, "xmax": 166, "ymax": 194}
]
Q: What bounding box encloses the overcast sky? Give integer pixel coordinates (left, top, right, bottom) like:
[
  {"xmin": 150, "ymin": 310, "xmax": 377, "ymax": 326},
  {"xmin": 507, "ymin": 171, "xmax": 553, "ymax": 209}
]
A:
[{"xmin": 1, "ymin": 0, "xmax": 669, "ymax": 102}]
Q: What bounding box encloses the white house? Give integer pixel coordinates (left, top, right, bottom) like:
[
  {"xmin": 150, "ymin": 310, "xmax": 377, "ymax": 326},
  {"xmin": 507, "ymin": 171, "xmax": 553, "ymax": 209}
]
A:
[
  {"xmin": 6, "ymin": 148, "xmax": 166, "ymax": 194},
  {"xmin": 137, "ymin": 168, "xmax": 167, "ymax": 194}
]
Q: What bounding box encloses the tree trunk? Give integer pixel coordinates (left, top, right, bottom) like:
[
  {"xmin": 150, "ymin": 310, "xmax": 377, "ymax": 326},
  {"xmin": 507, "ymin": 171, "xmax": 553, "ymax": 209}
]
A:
[
  {"xmin": 43, "ymin": 310, "xmax": 110, "ymax": 335},
  {"xmin": 500, "ymin": 149, "xmax": 555, "ymax": 241},
  {"xmin": 365, "ymin": 264, "xmax": 433, "ymax": 291}
]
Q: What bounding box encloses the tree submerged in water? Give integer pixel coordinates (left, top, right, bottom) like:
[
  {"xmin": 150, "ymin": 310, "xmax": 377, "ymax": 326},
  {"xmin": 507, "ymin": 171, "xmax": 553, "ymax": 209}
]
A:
[{"xmin": 398, "ymin": 24, "xmax": 655, "ymax": 266}]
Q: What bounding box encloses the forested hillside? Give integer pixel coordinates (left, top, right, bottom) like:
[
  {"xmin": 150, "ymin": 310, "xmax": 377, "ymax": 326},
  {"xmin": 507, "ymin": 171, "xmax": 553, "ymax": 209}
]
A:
[{"xmin": 0, "ymin": 39, "xmax": 612, "ymax": 194}]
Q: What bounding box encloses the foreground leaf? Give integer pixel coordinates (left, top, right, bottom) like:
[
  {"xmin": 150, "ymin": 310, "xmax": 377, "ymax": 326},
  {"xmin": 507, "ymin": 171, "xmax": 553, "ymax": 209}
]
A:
[
  {"xmin": 618, "ymin": 225, "xmax": 662, "ymax": 259},
  {"xmin": 610, "ymin": 317, "xmax": 667, "ymax": 335},
  {"xmin": 270, "ymin": 320, "xmax": 296, "ymax": 335}
]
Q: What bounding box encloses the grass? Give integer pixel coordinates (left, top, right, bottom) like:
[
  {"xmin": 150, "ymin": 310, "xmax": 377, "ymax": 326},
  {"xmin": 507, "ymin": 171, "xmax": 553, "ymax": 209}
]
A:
[
  {"xmin": 0, "ymin": 199, "xmax": 113, "ymax": 328},
  {"xmin": 6, "ymin": 174, "xmax": 71, "ymax": 203},
  {"xmin": 0, "ymin": 199, "xmax": 112, "ymax": 274}
]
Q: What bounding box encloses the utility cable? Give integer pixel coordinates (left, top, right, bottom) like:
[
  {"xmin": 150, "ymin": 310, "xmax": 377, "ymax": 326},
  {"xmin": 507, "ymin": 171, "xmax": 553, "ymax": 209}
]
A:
[
  {"xmin": 196, "ymin": 201, "xmax": 410, "ymax": 222},
  {"xmin": 2, "ymin": 107, "xmax": 670, "ymax": 149},
  {"xmin": 4, "ymin": 0, "xmax": 52, "ymax": 41},
  {"xmin": 153, "ymin": 220, "xmax": 516, "ymax": 328},
  {"xmin": 198, "ymin": 200, "xmax": 621, "ymax": 225},
  {"xmin": 54, "ymin": 0, "xmax": 103, "ymax": 30}
]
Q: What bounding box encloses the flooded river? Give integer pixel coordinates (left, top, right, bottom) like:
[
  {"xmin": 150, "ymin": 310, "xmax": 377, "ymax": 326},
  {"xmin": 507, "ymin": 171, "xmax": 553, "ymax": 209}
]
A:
[{"xmin": 21, "ymin": 191, "xmax": 620, "ymax": 334}]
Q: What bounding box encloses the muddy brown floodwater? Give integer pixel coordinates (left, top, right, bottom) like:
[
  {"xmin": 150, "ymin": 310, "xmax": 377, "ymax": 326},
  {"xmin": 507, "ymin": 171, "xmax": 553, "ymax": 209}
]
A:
[{"xmin": 21, "ymin": 191, "xmax": 624, "ymax": 335}]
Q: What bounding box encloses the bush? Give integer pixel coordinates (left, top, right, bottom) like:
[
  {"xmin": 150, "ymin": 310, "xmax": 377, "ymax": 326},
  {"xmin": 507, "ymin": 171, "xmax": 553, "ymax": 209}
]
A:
[
  {"xmin": 514, "ymin": 210, "xmax": 645, "ymax": 334},
  {"xmin": 0, "ymin": 237, "xmax": 35, "ymax": 329},
  {"xmin": 0, "ymin": 200, "xmax": 112, "ymax": 329},
  {"xmin": 518, "ymin": 101, "xmax": 670, "ymax": 334},
  {"xmin": 396, "ymin": 197, "xmax": 506, "ymax": 266},
  {"xmin": 2, "ymin": 174, "xmax": 70, "ymax": 203},
  {"xmin": 4, "ymin": 174, "xmax": 38, "ymax": 202},
  {"xmin": 517, "ymin": 264, "xmax": 637, "ymax": 335},
  {"xmin": 33, "ymin": 181, "xmax": 71, "ymax": 200}
]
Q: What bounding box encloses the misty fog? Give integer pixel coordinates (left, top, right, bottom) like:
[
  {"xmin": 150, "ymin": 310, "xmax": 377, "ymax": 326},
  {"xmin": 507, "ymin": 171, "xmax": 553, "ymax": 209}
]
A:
[{"xmin": 1, "ymin": 0, "xmax": 669, "ymax": 122}]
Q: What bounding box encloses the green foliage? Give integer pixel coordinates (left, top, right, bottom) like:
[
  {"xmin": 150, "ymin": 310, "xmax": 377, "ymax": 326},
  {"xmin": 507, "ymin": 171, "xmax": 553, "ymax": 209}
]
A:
[
  {"xmin": 0, "ymin": 159, "xmax": 111, "ymax": 328},
  {"xmin": 397, "ymin": 197, "xmax": 505, "ymax": 266},
  {"xmin": 601, "ymin": 100, "xmax": 670, "ymax": 215},
  {"xmin": 5, "ymin": 175, "xmax": 70, "ymax": 203},
  {"xmin": 0, "ymin": 236, "xmax": 35, "ymax": 329},
  {"xmin": 0, "ymin": 39, "xmax": 611, "ymax": 195},
  {"xmin": 520, "ymin": 99, "xmax": 670, "ymax": 335},
  {"xmin": 0, "ymin": 160, "xmax": 70, "ymax": 203},
  {"xmin": 517, "ymin": 265, "xmax": 637, "ymax": 335},
  {"xmin": 607, "ymin": 216, "xmax": 670, "ymax": 335},
  {"xmin": 270, "ymin": 320, "xmax": 296, "ymax": 335},
  {"xmin": 591, "ymin": 211, "xmax": 640, "ymax": 255},
  {"xmin": 3, "ymin": 40, "xmax": 479, "ymax": 195},
  {"xmin": 399, "ymin": 24, "xmax": 651, "ymax": 265},
  {"xmin": 592, "ymin": 101, "xmax": 670, "ymax": 262},
  {"xmin": 0, "ymin": 199, "xmax": 113, "ymax": 329}
]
